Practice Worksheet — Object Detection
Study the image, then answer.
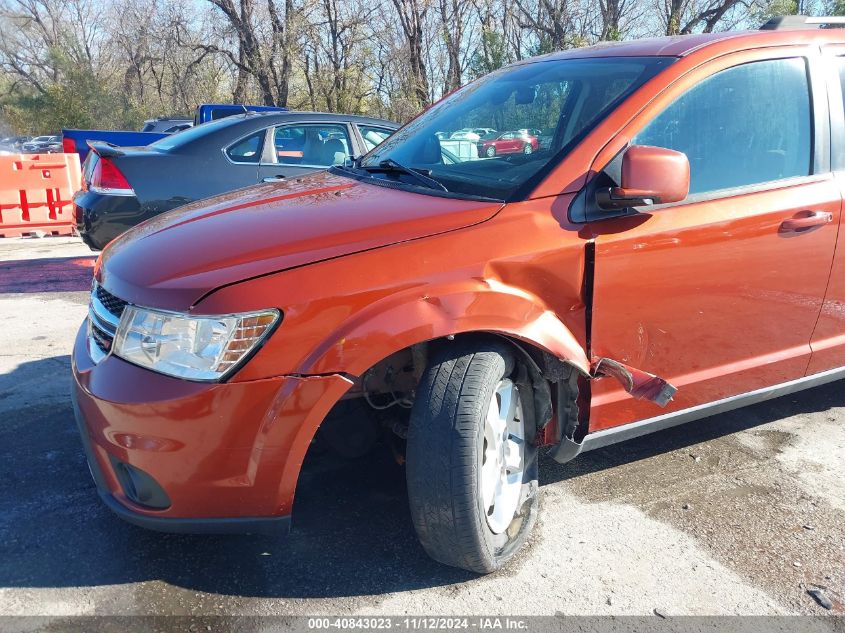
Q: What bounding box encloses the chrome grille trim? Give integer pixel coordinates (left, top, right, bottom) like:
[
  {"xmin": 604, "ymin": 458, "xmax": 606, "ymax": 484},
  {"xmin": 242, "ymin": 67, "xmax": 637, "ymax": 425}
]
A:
[
  {"xmin": 89, "ymin": 322, "xmax": 112, "ymax": 357},
  {"xmin": 87, "ymin": 318, "xmax": 109, "ymax": 364},
  {"xmin": 88, "ymin": 282, "xmax": 129, "ymax": 364},
  {"xmin": 90, "ymin": 293, "xmax": 120, "ymax": 331}
]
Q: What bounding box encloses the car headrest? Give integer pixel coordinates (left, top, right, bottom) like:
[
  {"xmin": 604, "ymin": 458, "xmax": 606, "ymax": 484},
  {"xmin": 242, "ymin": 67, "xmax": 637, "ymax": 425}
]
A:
[{"xmin": 321, "ymin": 138, "xmax": 347, "ymax": 166}]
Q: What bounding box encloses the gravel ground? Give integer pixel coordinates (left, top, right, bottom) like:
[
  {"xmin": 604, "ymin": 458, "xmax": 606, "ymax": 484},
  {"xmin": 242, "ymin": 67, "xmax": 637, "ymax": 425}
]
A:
[{"xmin": 0, "ymin": 236, "xmax": 842, "ymax": 620}]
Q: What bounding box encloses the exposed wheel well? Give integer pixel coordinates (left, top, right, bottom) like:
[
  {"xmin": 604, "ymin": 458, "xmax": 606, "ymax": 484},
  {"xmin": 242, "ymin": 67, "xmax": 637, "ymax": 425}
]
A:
[{"xmin": 314, "ymin": 333, "xmax": 587, "ymax": 461}]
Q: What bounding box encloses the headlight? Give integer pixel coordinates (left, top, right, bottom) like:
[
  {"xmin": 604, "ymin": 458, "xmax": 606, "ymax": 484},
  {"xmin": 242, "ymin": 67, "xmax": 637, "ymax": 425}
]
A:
[{"xmin": 112, "ymin": 306, "xmax": 280, "ymax": 381}]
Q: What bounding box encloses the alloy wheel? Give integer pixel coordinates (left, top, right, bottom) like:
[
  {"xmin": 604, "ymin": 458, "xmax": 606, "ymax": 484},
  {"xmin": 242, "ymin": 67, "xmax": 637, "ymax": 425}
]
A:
[{"xmin": 480, "ymin": 379, "xmax": 526, "ymax": 534}]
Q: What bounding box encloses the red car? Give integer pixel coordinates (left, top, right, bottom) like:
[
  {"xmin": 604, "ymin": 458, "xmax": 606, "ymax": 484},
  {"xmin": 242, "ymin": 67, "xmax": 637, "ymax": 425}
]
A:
[{"xmin": 479, "ymin": 131, "xmax": 539, "ymax": 157}]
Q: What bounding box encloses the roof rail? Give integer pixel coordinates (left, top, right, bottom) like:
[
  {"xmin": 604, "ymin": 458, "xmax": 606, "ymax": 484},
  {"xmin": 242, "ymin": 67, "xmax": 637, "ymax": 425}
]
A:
[{"xmin": 760, "ymin": 15, "xmax": 845, "ymax": 30}]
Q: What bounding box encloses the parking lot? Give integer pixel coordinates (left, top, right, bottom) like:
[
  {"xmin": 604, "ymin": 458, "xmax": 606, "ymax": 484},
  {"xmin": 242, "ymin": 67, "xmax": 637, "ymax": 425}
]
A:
[{"xmin": 0, "ymin": 236, "xmax": 843, "ymax": 620}]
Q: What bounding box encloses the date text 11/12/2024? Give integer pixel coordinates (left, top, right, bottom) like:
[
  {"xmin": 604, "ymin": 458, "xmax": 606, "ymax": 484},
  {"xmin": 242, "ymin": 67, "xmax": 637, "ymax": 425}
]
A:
[{"xmin": 307, "ymin": 617, "xmax": 530, "ymax": 630}]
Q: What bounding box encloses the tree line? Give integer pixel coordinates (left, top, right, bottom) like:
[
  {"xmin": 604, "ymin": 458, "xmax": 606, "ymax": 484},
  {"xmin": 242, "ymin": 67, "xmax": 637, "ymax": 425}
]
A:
[{"xmin": 0, "ymin": 0, "xmax": 831, "ymax": 133}]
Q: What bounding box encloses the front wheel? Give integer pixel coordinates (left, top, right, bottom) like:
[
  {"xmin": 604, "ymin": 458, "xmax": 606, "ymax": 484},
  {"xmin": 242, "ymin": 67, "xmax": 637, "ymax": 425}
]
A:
[
  {"xmin": 523, "ymin": 144, "xmax": 533, "ymax": 154},
  {"xmin": 485, "ymin": 146, "xmax": 496, "ymax": 158},
  {"xmin": 406, "ymin": 341, "xmax": 538, "ymax": 573}
]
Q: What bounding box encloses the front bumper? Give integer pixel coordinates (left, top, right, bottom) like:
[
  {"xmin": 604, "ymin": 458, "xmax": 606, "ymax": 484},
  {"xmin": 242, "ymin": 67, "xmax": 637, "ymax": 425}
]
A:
[{"xmin": 71, "ymin": 323, "xmax": 352, "ymax": 534}]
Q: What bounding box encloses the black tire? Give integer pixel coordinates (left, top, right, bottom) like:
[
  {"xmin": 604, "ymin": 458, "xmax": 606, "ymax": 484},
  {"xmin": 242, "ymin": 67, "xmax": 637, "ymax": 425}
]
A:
[
  {"xmin": 406, "ymin": 341, "xmax": 539, "ymax": 573},
  {"xmin": 523, "ymin": 144, "xmax": 533, "ymax": 154},
  {"xmin": 485, "ymin": 146, "xmax": 496, "ymax": 158}
]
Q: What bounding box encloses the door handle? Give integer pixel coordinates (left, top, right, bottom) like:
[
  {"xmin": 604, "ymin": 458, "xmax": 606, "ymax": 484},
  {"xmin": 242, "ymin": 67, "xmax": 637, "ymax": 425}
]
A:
[
  {"xmin": 780, "ymin": 211, "xmax": 833, "ymax": 233},
  {"xmin": 262, "ymin": 175, "xmax": 285, "ymax": 183}
]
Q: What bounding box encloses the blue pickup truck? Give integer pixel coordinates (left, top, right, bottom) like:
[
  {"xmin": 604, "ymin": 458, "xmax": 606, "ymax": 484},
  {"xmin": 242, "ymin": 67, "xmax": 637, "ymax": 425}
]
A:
[{"xmin": 62, "ymin": 104, "xmax": 286, "ymax": 163}]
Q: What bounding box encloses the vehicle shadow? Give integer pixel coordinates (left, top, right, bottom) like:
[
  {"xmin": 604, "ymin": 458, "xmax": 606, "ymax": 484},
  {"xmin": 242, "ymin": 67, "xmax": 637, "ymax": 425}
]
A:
[
  {"xmin": 0, "ymin": 256, "xmax": 96, "ymax": 294},
  {"xmin": 1, "ymin": 354, "xmax": 843, "ymax": 599},
  {"xmin": 540, "ymin": 382, "xmax": 845, "ymax": 485}
]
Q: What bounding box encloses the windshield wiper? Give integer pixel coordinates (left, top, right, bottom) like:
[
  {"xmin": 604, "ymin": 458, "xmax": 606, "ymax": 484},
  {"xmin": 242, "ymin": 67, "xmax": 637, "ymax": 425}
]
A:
[{"xmin": 363, "ymin": 158, "xmax": 449, "ymax": 192}]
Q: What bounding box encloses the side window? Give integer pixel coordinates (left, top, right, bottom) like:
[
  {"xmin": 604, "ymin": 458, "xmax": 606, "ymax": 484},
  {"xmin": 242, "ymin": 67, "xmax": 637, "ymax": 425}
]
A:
[
  {"xmin": 358, "ymin": 125, "xmax": 393, "ymax": 151},
  {"xmin": 633, "ymin": 58, "xmax": 811, "ymax": 196},
  {"xmin": 225, "ymin": 131, "xmax": 264, "ymax": 163},
  {"xmin": 272, "ymin": 124, "xmax": 351, "ymax": 166}
]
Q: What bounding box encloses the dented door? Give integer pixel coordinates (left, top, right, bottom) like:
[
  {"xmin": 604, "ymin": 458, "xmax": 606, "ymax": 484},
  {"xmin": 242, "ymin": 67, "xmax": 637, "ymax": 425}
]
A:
[{"xmin": 587, "ymin": 49, "xmax": 840, "ymax": 431}]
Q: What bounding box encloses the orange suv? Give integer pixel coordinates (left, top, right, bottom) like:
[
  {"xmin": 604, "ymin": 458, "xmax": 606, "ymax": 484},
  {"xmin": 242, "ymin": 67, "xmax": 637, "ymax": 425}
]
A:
[{"xmin": 72, "ymin": 19, "xmax": 845, "ymax": 573}]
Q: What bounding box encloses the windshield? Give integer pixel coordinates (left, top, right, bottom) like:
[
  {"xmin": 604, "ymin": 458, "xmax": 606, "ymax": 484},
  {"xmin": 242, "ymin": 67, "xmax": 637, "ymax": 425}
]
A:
[{"xmin": 359, "ymin": 56, "xmax": 673, "ymax": 200}]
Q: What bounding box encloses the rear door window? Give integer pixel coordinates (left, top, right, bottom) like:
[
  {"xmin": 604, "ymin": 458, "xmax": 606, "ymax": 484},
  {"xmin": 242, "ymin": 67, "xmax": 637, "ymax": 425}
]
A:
[
  {"xmin": 271, "ymin": 124, "xmax": 351, "ymax": 166},
  {"xmin": 358, "ymin": 125, "xmax": 394, "ymax": 151},
  {"xmin": 633, "ymin": 58, "xmax": 812, "ymax": 196},
  {"xmin": 225, "ymin": 131, "xmax": 265, "ymax": 164}
]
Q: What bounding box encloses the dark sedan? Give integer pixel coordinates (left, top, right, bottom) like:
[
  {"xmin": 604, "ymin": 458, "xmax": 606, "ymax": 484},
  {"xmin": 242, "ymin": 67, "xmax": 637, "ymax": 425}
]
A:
[
  {"xmin": 74, "ymin": 111, "xmax": 399, "ymax": 250},
  {"xmin": 22, "ymin": 135, "xmax": 62, "ymax": 153},
  {"xmin": 0, "ymin": 136, "xmax": 32, "ymax": 152}
]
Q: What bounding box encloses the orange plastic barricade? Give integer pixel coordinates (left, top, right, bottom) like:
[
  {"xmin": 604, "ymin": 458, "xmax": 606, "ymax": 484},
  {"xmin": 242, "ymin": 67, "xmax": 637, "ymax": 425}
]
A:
[{"xmin": 0, "ymin": 153, "xmax": 82, "ymax": 238}]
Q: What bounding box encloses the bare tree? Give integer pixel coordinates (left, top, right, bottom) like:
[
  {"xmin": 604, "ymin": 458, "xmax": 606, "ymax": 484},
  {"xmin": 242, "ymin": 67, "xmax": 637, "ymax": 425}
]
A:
[
  {"xmin": 202, "ymin": 0, "xmax": 298, "ymax": 105},
  {"xmin": 514, "ymin": 0, "xmax": 575, "ymax": 51},
  {"xmin": 205, "ymin": 0, "xmax": 272, "ymax": 104},
  {"xmin": 301, "ymin": 0, "xmax": 376, "ymax": 112},
  {"xmin": 0, "ymin": 0, "xmax": 107, "ymax": 93},
  {"xmin": 662, "ymin": 0, "xmax": 745, "ymax": 34},
  {"xmin": 268, "ymin": 0, "xmax": 295, "ymax": 105},
  {"xmin": 598, "ymin": 0, "xmax": 626, "ymax": 39},
  {"xmin": 0, "ymin": 0, "xmax": 782, "ymax": 133},
  {"xmin": 390, "ymin": 0, "xmax": 431, "ymax": 107},
  {"xmin": 437, "ymin": 0, "xmax": 472, "ymax": 93}
]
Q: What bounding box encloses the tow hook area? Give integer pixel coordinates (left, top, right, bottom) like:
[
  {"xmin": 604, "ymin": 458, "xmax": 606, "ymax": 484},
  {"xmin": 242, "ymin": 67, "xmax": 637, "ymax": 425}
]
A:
[{"xmin": 592, "ymin": 357, "xmax": 677, "ymax": 407}]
